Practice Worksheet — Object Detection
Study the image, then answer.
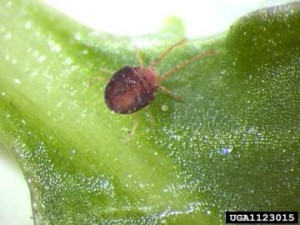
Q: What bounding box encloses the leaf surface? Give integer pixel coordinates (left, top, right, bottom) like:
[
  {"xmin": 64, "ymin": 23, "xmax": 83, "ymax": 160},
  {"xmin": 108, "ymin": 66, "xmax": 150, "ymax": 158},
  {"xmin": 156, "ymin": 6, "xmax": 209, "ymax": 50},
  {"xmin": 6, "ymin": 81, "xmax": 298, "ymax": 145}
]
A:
[{"xmin": 0, "ymin": 1, "xmax": 299, "ymax": 224}]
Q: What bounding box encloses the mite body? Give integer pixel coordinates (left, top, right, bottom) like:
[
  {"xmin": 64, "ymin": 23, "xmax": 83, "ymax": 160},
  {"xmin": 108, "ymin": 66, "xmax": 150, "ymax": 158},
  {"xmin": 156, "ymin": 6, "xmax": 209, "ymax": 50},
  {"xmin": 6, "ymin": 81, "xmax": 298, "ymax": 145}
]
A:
[
  {"xmin": 104, "ymin": 40, "xmax": 215, "ymax": 114},
  {"xmin": 105, "ymin": 66, "xmax": 158, "ymax": 114}
]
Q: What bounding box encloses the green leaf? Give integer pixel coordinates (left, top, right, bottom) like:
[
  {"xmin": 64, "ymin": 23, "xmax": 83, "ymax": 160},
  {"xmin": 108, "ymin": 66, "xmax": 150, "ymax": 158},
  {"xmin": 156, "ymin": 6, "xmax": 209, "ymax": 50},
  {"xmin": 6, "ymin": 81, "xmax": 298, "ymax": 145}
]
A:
[{"xmin": 0, "ymin": 1, "xmax": 299, "ymax": 224}]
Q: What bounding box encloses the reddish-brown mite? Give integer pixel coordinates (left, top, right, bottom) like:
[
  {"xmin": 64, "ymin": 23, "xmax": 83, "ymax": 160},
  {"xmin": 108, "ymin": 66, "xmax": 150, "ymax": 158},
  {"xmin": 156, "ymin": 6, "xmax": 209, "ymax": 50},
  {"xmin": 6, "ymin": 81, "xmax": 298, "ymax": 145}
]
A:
[{"xmin": 104, "ymin": 39, "xmax": 215, "ymax": 114}]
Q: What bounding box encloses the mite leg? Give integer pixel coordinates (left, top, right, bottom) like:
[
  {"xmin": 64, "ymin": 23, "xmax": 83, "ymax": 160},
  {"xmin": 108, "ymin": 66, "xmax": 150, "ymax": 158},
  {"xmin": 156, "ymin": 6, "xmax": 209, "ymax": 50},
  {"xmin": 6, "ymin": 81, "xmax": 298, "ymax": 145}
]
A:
[
  {"xmin": 158, "ymin": 49, "xmax": 216, "ymax": 82},
  {"xmin": 98, "ymin": 68, "xmax": 115, "ymax": 74},
  {"xmin": 145, "ymin": 107, "xmax": 155, "ymax": 129},
  {"xmin": 125, "ymin": 108, "xmax": 155, "ymax": 141},
  {"xmin": 135, "ymin": 45, "xmax": 145, "ymax": 67},
  {"xmin": 148, "ymin": 39, "xmax": 186, "ymax": 68},
  {"xmin": 158, "ymin": 85, "xmax": 182, "ymax": 101},
  {"xmin": 89, "ymin": 68, "xmax": 114, "ymax": 85},
  {"xmin": 128, "ymin": 113, "xmax": 140, "ymax": 136}
]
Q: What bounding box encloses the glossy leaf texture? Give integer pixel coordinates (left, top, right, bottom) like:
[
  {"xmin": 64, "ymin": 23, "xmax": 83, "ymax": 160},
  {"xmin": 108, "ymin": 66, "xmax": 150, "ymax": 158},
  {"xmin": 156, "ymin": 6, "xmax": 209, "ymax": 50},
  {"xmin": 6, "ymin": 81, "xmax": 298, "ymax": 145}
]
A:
[{"xmin": 0, "ymin": 1, "xmax": 299, "ymax": 224}]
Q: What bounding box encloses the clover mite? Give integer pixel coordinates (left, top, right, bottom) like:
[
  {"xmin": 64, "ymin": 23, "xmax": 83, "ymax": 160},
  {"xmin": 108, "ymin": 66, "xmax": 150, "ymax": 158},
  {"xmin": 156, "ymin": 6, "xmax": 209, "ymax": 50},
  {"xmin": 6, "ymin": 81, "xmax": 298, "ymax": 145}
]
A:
[{"xmin": 104, "ymin": 39, "xmax": 215, "ymax": 114}]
